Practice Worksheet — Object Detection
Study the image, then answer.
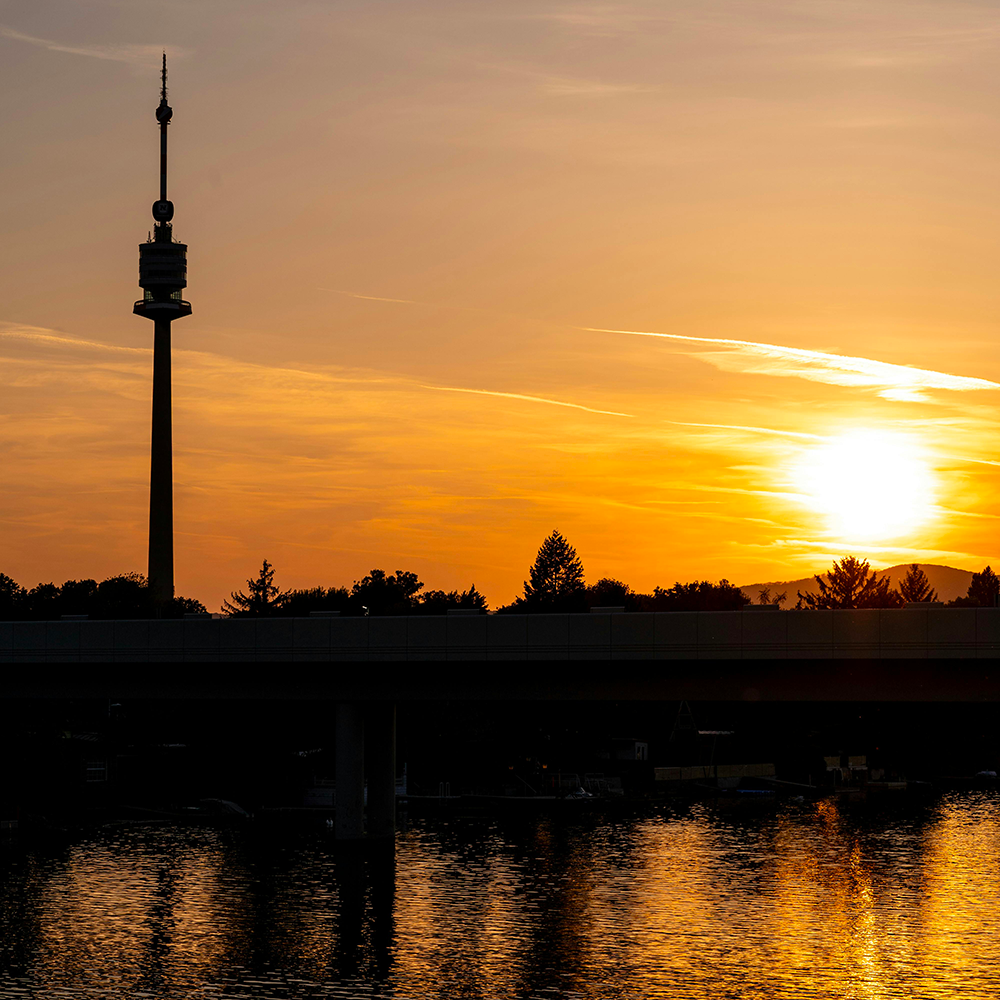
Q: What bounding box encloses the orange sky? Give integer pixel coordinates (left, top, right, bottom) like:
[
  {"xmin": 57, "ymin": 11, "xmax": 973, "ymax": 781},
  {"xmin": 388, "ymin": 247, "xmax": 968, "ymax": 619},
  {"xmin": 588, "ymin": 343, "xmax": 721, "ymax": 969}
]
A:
[{"xmin": 3, "ymin": 1, "xmax": 1000, "ymax": 610}]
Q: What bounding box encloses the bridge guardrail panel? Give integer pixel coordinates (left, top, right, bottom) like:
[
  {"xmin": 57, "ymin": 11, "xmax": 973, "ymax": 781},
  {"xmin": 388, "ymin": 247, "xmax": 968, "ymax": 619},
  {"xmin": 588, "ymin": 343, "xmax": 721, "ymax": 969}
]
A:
[
  {"xmin": 80, "ymin": 621, "xmax": 115, "ymax": 662},
  {"xmin": 219, "ymin": 619, "xmax": 257, "ymax": 662},
  {"xmin": 741, "ymin": 611, "xmax": 788, "ymax": 660},
  {"xmin": 487, "ymin": 615, "xmax": 527, "ymax": 661},
  {"xmin": 11, "ymin": 622, "xmax": 45, "ymax": 663},
  {"xmin": 697, "ymin": 612, "xmax": 742, "ymax": 660},
  {"xmin": 787, "ymin": 610, "xmax": 833, "ymax": 659},
  {"xmin": 291, "ymin": 617, "xmax": 330, "ymax": 662},
  {"xmin": 369, "ymin": 616, "xmax": 407, "ymax": 661},
  {"xmin": 46, "ymin": 620, "xmax": 81, "ymax": 662},
  {"xmin": 654, "ymin": 612, "xmax": 697, "ymax": 659},
  {"xmin": 879, "ymin": 608, "xmax": 927, "ymax": 659},
  {"xmin": 255, "ymin": 619, "xmax": 294, "ymax": 662},
  {"xmin": 184, "ymin": 618, "xmax": 221, "ymax": 662},
  {"xmin": 928, "ymin": 608, "xmax": 977, "ymax": 658},
  {"xmin": 447, "ymin": 615, "xmax": 487, "ymax": 661},
  {"xmin": 976, "ymin": 608, "xmax": 1000, "ymax": 658},
  {"xmin": 612, "ymin": 613, "xmax": 655, "ymax": 660},
  {"xmin": 569, "ymin": 614, "xmax": 610, "ymax": 660},
  {"xmin": 832, "ymin": 610, "xmax": 880, "ymax": 660},
  {"xmin": 114, "ymin": 621, "xmax": 149, "ymax": 662},
  {"xmin": 406, "ymin": 616, "xmax": 446, "ymax": 661},
  {"xmin": 329, "ymin": 617, "xmax": 369, "ymax": 661},
  {"xmin": 527, "ymin": 614, "xmax": 570, "ymax": 660},
  {"xmin": 148, "ymin": 620, "xmax": 184, "ymax": 662}
]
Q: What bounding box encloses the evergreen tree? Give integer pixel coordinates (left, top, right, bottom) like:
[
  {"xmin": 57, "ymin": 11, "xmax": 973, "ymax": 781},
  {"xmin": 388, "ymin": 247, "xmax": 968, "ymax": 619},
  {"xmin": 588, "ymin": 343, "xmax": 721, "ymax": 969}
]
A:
[
  {"xmin": 898, "ymin": 564, "xmax": 937, "ymax": 603},
  {"xmin": 522, "ymin": 531, "xmax": 586, "ymax": 610},
  {"xmin": 967, "ymin": 565, "xmax": 1000, "ymax": 607},
  {"xmin": 797, "ymin": 556, "xmax": 903, "ymax": 609},
  {"xmin": 222, "ymin": 559, "xmax": 289, "ymax": 616}
]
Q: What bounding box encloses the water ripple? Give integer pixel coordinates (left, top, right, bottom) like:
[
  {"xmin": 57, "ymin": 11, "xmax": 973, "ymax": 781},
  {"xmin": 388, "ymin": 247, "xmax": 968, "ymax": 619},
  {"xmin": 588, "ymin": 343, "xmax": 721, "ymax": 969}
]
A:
[{"xmin": 2, "ymin": 794, "xmax": 999, "ymax": 998}]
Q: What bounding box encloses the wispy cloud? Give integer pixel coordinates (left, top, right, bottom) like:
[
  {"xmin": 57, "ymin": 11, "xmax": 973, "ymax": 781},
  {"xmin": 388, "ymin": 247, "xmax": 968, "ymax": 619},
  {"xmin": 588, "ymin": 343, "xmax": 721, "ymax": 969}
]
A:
[
  {"xmin": 0, "ymin": 323, "xmax": 144, "ymax": 354},
  {"xmin": 319, "ymin": 288, "xmax": 423, "ymax": 305},
  {"xmin": 0, "ymin": 26, "xmax": 187, "ymax": 66},
  {"xmin": 666, "ymin": 420, "xmax": 823, "ymax": 441},
  {"xmin": 420, "ymin": 384, "xmax": 632, "ymax": 418},
  {"xmin": 585, "ymin": 326, "xmax": 1000, "ymax": 401},
  {"xmin": 1, "ymin": 323, "xmax": 632, "ymax": 421}
]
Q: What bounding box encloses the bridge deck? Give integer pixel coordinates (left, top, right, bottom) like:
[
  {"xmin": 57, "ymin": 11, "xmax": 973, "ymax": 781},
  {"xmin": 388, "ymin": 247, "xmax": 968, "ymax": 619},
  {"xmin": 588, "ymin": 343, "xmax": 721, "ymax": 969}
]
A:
[
  {"xmin": 3, "ymin": 610, "xmax": 1000, "ymax": 702},
  {"xmin": 3, "ymin": 608, "xmax": 999, "ymax": 664}
]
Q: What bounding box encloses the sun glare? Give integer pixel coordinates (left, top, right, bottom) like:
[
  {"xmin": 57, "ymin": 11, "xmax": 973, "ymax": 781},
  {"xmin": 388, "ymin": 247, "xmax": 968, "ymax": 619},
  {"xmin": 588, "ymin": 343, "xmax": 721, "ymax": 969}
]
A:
[{"xmin": 794, "ymin": 429, "xmax": 936, "ymax": 541}]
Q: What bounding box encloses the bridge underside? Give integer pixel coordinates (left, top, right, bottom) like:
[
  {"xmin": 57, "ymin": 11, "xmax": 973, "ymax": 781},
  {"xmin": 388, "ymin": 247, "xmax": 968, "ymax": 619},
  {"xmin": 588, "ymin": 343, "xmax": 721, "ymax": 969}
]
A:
[{"xmin": 6, "ymin": 658, "xmax": 1000, "ymax": 702}]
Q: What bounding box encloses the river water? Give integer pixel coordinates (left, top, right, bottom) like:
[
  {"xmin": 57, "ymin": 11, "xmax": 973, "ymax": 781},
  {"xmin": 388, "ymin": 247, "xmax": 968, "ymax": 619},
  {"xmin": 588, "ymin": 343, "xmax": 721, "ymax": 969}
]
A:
[{"xmin": 2, "ymin": 792, "xmax": 998, "ymax": 999}]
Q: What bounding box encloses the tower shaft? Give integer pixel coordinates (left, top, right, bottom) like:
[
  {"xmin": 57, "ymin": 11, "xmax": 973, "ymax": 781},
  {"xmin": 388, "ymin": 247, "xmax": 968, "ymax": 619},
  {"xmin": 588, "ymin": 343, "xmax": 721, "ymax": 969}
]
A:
[
  {"xmin": 148, "ymin": 317, "xmax": 174, "ymax": 604},
  {"xmin": 134, "ymin": 53, "xmax": 190, "ymax": 609}
]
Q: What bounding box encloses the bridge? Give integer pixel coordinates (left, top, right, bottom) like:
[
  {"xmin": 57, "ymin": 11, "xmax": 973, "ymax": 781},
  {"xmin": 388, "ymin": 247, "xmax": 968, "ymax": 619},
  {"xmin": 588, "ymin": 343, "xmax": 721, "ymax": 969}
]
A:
[{"xmin": 4, "ymin": 607, "xmax": 999, "ymax": 840}]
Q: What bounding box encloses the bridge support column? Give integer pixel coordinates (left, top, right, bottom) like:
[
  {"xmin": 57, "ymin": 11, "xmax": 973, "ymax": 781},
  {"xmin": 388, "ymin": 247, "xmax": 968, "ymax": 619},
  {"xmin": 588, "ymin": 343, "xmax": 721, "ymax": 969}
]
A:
[
  {"xmin": 335, "ymin": 702, "xmax": 365, "ymax": 840},
  {"xmin": 365, "ymin": 702, "xmax": 396, "ymax": 840}
]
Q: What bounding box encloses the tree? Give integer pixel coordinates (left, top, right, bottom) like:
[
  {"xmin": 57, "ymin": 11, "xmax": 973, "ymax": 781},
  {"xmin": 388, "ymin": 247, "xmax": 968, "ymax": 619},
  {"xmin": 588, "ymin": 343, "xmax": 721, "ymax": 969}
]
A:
[
  {"xmin": 898, "ymin": 564, "xmax": 937, "ymax": 603},
  {"xmin": 951, "ymin": 565, "xmax": 1000, "ymax": 607},
  {"xmin": 586, "ymin": 577, "xmax": 635, "ymax": 609},
  {"xmin": 281, "ymin": 586, "xmax": 350, "ymax": 616},
  {"xmin": 756, "ymin": 587, "xmax": 787, "ymax": 607},
  {"xmin": 350, "ymin": 569, "xmax": 423, "ymax": 616},
  {"xmin": 95, "ymin": 573, "xmax": 153, "ymax": 618},
  {"xmin": 0, "ymin": 574, "xmax": 26, "ymax": 620},
  {"xmin": 521, "ymin": 531, "xmax": 586, "ymax": 610},
  {"xmin": 796, "ymin": 556, "xmax": 903, "ymax": 609},
  {"xmin": 172, "ymin": 596, "xmax": 208, "ymax": 616},
  {"xmin": 648, "ymin": 580, "xmax": 750, "ymax": 612},
  {"xmin": 417, "ymin": 584, "xmax": 489, "ymax": 614},
  {"xmin": 222, "ymin": 559, "xmax": 289, "ymax": 616},
  {"xmin": 23, "ymin": 582, "xmax": 61, "ymax": 619}
]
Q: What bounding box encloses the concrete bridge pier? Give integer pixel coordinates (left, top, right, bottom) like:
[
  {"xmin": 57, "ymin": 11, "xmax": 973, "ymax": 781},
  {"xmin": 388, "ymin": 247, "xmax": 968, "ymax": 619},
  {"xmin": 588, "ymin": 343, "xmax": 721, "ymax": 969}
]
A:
[
  {"xmin": 335, "ymin": 701, "xmax": 396, "ymax": 841},
  {"xmin": 365, "ymin": 702, "xmax": 396, "ymax": 840},
  {"xmin": 335, "ymin": 702, "xmax": 365, "ymax": 839}
]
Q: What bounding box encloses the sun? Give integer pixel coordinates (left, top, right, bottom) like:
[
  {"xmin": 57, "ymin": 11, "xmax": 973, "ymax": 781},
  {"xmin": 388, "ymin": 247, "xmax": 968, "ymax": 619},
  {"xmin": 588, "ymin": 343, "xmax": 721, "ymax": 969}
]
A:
[{"xmin": 794, "ymin": 429, "xmax": 936, "ymax": 541}]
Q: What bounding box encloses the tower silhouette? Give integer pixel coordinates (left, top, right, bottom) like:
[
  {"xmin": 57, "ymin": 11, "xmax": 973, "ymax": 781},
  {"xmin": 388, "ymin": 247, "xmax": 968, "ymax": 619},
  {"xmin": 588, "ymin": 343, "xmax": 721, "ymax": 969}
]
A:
[{"xmin": 133, "ymin": 54, "xmax": 191, "ymax": 606}]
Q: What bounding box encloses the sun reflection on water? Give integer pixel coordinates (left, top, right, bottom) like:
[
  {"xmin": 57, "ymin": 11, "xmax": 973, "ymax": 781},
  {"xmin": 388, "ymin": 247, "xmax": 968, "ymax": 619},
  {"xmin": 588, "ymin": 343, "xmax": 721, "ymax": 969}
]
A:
[{"xmin": 3, "ymin": 796, "xmax": 1000, "ymax": 998}]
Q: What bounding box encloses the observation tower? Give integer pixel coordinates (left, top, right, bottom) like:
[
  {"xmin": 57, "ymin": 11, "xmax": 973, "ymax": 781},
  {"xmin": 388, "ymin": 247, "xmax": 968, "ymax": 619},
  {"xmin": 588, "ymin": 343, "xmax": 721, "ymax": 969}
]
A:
[{"xmin": 134, "ymin": 54, "xmax": 191, "ymax": 606}]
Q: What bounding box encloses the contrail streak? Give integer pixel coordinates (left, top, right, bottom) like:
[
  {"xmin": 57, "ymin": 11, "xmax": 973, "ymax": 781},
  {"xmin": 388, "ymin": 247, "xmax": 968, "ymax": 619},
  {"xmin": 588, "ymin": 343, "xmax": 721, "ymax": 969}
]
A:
[
  {"xmin": 319, "ymin": 288, "xmax": 423, "ymax": 305},
  {"xmin": 583, "ymin": 326, "xmax": 1000, "ymax": 399},
  {"xmin": 0, "ymin": 325, "xmax": 145, "ymax": 354},
  {"xmin": 0, "ymin": 26, "xmax": 186, "ymax": 65},
  {"xmin": 666, "ymin": 420, "xmax": 824, "ymax": 441},
  {"xmin": 420, "ymin": 384, "xmax": 633, "ymax": 417}
]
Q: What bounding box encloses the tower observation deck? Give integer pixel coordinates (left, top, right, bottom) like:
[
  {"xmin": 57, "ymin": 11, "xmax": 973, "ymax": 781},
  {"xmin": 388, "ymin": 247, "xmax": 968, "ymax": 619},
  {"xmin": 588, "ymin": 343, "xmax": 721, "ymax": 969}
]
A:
[{"xmin": 134, "ymin": 54, "xmax": 191, "ymax": 606}]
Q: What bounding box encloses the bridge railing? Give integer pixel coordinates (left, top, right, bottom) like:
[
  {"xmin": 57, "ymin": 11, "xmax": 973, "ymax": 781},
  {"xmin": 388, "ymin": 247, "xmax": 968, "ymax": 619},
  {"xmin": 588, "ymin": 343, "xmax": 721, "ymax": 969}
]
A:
[{"xmin": 2, "ymin": 608, "xmax": 999, "ymax": 663}]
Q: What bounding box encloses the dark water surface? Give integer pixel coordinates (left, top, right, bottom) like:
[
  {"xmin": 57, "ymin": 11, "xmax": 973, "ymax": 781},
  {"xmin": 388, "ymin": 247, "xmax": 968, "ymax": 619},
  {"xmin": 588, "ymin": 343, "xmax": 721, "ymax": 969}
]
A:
[{"xmin": 2, "ymin": 793, "xmax": 999, "ymax": 999}]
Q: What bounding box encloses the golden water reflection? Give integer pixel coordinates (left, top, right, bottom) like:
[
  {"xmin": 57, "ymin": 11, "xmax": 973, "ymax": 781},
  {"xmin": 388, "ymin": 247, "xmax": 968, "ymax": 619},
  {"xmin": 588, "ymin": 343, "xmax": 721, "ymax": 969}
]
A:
[{"xmin": 2, "ymin": 795, "xmax": 1000, "ymax": 998}]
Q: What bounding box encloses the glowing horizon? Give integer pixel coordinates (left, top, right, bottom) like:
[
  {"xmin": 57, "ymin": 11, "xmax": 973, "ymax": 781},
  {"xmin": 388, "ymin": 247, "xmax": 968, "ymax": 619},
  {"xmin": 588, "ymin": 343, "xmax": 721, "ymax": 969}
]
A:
[{"xmin": 2, "ymin": 0, "xmax": 1000, "ymax": 610}]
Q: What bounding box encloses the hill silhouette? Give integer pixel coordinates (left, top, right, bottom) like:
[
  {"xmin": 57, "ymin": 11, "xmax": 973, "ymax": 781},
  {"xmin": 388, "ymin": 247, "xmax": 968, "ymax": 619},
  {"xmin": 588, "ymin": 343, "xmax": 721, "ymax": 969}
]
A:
[{"xmin": 740, "ymin": 564, "xmax": 974, "ymax": 608}]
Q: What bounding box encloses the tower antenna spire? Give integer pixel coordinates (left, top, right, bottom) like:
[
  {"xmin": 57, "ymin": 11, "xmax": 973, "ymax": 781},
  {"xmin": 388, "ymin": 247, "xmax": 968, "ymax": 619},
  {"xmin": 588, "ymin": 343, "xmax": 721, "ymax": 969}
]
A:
[{"xmin": 135, "ymin": 56, "xmax": 192, "ymax": 609}]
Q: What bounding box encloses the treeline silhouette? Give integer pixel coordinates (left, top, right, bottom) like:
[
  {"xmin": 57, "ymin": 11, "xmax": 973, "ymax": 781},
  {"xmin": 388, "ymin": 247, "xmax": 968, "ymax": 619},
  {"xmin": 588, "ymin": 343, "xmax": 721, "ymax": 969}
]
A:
[
  {"xmin": 222, "ymin": 561, "xmax": 489, "ymax": 618},
  {"xmin": 219, "ymin": 531, "xmax": 750, "ymax": 617},
  {"xmin": 0, "ymin": 571, "xmax": 206, "ymax": 621},
  {"xmin": 793, "ymin": 557, "xmax": 1000, "ymax": 609},
  {"xmin": 3, "ymin": 533, "xmax": 998, "ymax": 620}
]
